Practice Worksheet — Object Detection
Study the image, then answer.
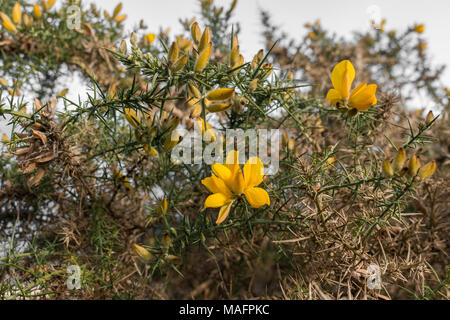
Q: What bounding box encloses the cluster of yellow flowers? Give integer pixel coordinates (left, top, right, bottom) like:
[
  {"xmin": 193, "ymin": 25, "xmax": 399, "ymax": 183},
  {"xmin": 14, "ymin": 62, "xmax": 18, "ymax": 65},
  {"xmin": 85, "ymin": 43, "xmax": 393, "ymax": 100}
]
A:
[{"xmin": 0, "ymin": 0, "xmax": 56, "ymax": 32}]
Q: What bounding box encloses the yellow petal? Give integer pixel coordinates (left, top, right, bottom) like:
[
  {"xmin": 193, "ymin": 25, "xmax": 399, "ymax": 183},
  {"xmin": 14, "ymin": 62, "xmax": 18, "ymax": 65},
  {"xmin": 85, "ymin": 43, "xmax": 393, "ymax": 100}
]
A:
[
  {"xmin": 145, "ymin": 33, "xmax": 156, "ymax": 44},
  {"xmin": 216, "ymin": 200, "xmax": 234, "ymax": 224},
  {"xmin": 349, "ymin": 84, "xmax": 377, "ymax": 111},
  {"xmin": 201, "ymin": 175, "xmax": 232, "ymax": 196},
  {"xmin": 326, "ymin": 88, "xmax": 342, "ymax": 105},
  {"xmin": 205, "ymin": 193, "xmax": 230, "ymax": 208},
  {"xmin": 229, "ymin": 166, "xmax": 245, "ymax": 195},
  {"xmin": 243, "ymin": 157, "xmax": 264, "ymax": 188},
  {"xmin": 244, "ymin": 187, "xmax": 270, "ymax": 208},
  {"xmin": 212, "ymin": 163, "xmax": 232, "ymax": 182},
  {"xmin": 331, "ymin": 60, "xmax": 355, "ymax": 100}
]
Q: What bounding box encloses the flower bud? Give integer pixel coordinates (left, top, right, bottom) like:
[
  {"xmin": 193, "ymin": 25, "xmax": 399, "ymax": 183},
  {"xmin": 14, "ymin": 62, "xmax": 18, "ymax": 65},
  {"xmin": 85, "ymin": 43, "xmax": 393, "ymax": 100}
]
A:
[
  {"xmin": 168, "ymin": 41, "xmax": 179, "ymax": 64},
  {"xmin": 382, "ymin": 159, "xmax": 394, "ymax": 178},
  {"xmin": 133, "ymin": 244, "xmax": 152, "ymax": 262},
  {"xmin": 407, "ymin": 153, "xmax": 421, "ymax": 177},
  {"xmin": 393, "ymin": 148, "xmax": 406, "ymax": 172},
  {"xmin": 418, "ymin": 160, "xmax": 436, "ymax": 179},
  {"xmin": 191, "ymin": 22, "xmax": 202, "ymax": 44},
  {"xmin": 206, "ymin": 88, "xmax": 235, "ymax": 101}
]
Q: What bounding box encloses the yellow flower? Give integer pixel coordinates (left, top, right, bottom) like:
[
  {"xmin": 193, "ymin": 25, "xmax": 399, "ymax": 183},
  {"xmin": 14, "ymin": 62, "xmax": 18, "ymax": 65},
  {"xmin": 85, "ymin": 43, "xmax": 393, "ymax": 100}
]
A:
[
  {"xmin": 414, "ymin": 24, "xmax": 425, "ymax": 34},
  {"xmin": 202, "ymin": 150, "xmax": 270, "ymax": 224},
  {"xmin": 326, "ymin": 60, "xmax": 377, "ymax": 112},
  {"xmin": 145, "ymin": 33, "xmax": 156, "ymax": 44}
]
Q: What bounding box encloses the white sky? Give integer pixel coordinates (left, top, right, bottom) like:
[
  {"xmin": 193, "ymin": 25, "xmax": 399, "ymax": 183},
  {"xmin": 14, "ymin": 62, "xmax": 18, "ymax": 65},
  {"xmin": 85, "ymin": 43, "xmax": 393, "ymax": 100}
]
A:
[{"xmin": 1, "ymin": 0, "xmax": 449, "ymax": 135}]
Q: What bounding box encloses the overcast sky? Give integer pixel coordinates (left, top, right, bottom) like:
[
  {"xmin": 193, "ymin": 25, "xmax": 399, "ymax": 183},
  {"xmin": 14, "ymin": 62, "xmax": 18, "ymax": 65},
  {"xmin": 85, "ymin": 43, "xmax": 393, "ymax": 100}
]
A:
[{"xmin": 1, "ymin": 0, "xmax": 449, "ymax": 135}]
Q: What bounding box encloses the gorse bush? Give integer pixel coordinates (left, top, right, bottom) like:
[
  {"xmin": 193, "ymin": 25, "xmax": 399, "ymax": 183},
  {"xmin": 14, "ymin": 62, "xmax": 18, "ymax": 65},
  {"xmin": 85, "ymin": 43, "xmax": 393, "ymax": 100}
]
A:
[{"xmin": 0, "ymin": 0, "xmax": 448, "ymax": 300}]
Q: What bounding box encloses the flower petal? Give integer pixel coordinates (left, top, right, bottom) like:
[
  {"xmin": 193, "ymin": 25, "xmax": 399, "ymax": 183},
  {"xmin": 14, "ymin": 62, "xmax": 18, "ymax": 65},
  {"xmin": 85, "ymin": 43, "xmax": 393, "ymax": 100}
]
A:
[
  {"xmin": 349, "ymin": 84, "xmax": 377, "ymax": 110},
  {"xmin": 216, "ymin": 200, "xmax": 234, "ymax": 224},
  {"xmin": 326, "ymin": 89, "xmax": 342, "ymax": 105},
  {"xmin": 212, "ymin": 163, "xmax": 232, "ymax": 182},
  {"xmin": 244, "ymin": 187, "xmax": 270, "ymax": 208},
  {"xmin": 204, "ymin": 193, "xmax": 230, "ymax": 208},
  {"xmin": 243, "ymin": 157, "xmax": 264, "ymax": 188},
  {"xmin": 331, "ymin": 60, "xmax": 355, "ymax": 100},
  {"xmin": 201, "ymin": 175, "xmax": 232, "ymax": 196}
]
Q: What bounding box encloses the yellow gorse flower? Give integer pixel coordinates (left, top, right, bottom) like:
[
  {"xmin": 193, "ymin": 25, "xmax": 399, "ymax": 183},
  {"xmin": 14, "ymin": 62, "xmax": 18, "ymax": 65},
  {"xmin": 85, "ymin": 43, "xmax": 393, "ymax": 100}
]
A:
[
  {"xmin": 326, "ymin": 60, "xmax": 377, "ymax": 112},
  {"xmin": 414, "ymin": 24, "xmax": 425, "ymax": 34},
  {"xmin": 202, "ymin": 150, "xmax": 270, "ymax": 224}
]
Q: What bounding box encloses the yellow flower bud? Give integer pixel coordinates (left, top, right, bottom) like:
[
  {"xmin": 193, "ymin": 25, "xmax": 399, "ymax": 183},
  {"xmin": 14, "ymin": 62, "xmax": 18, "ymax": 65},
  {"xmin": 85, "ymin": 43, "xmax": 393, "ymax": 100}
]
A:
[
  {"xmin": 33, "ymin": 4, "xmax": 42, "ymax": 19},
  {"xmin": 57, "ymin": 88, "xmax": 68, "ymax": 97},
  {"xmin": 23, "ymin": 13, "xmax": 32, "ymax": 27},
  {"xmin": 124, "ymin": 108, "xmax": 140, "ymax": 128},
  {"xmin": 418, "ymin": 160, "xmax": 436, "ymax": 179},
  {"xmin": 113, "ymin": 3, "xmax": 122, "ymax": 17},
  {"xmin": 206, "ymin": 88, "xmax": 235, "ymax": 101},
  {"xmin": 132, "ymin": 244, "xmax": 152, "ymax": 262},
  {"xmin": 407, "ymin": 153, "xmax": 421, "ymax": 177},
  {"xmin": 208, "ymin": 103, "xmax": 232, "ymax": 113},
  {"xmin": 187, "ymin": 83, "xmax": 201, "ymax": 99},
  {"xmin": 198, "ymin": 27, "xmax": 211, "ymax": 52},
  {"xmin": 171, "ymin": 54, "xmax": 188, "ymax": 72},
  {"xmin": 191, "ymin": 22, "xmax": 201, "ymax": 44},
  {"xmin": 0, "ymin": 12, "xmax": 17, "ymax": 32},
  {"xmin": 393, "ymin": 148, "xmax": 406, "ymax": 172},
  {"xmin": 119, "ymin": 39, "xmax": 127, "ymax": 54},
  {"xmin": 282, "ymin": 131, "xmax": 288, "ymax": 146},
  {"xmin": 0, "ymin": 78, "xmax": 8, "ymax": 87},
  {"xmin": 157, "ymin": 197, "xmax": 168, "ymax": 215},
  {"xmin": 288, "ymin": 137, "xmax": 295, "ymax": 151},
  {"xmin": 144, "ymin": 145, "xmax": 159, "ymax": 157},
  {"xmin": 168, "ymin": 41, "xmax": 179, "ymax": 64},
  {"xmin": 230, "ymin": 45, "xmax": 240, "ymax": 67},
  {"xmin": 2, "ymin": 133, "xmax": 9, "ymax": 143},
  {"xmin": 46, "ymin": 0, "xmax": 56, "ymax": 10},
  {"xmin": 163, "ymin": 130, "xmax": 181, "ymax": 151},
  {"xmin": 248, "ymin": 79, "xmax": 258, "ymax": 92},
  {"xmin": 12, "ymin": 2, "xmax": 21, "ymax": 24},
  {"xmin": 382, "ymin": 159, "xmax": 394, "ymax": 178},
  {"xmin": 194, "ymin": 42, "xmax": 212, "ymax": 72},
  {"xmin": 414, "ymin": 24, "xmax": 425, "ymax": 34}
]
